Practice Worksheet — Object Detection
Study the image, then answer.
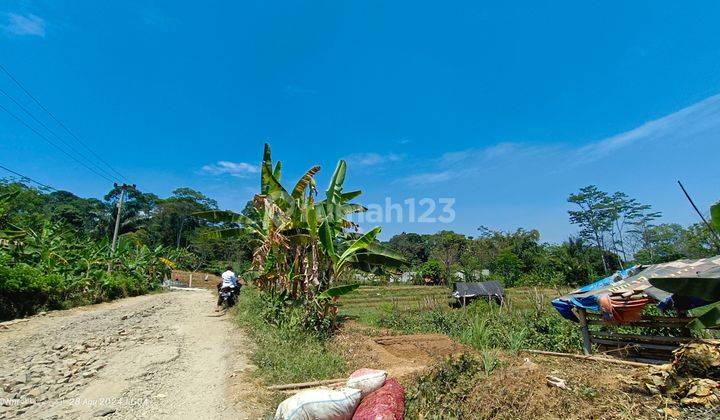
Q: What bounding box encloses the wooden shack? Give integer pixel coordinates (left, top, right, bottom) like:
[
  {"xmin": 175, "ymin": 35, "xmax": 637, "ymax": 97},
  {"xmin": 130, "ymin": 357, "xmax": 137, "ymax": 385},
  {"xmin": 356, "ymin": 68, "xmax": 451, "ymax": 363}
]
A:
[{"xmin": 553, "ymin": 256, "xmax": 720, "ymax": 364}]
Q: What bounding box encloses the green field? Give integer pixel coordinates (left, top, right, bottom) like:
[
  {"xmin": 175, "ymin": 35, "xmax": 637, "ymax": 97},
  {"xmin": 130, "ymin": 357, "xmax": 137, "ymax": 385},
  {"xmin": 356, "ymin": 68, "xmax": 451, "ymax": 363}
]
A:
[{"xmin": 339, "ymin": 284, "xmax": 572, "ymax": 327}]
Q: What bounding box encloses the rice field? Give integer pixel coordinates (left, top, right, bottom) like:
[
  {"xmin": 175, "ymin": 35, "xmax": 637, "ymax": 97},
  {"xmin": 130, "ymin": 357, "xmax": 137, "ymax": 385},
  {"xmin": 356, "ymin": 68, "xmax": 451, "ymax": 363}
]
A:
[{"xmin": 339, "ymin": 284, "xmax": 572, "ymax": 324}]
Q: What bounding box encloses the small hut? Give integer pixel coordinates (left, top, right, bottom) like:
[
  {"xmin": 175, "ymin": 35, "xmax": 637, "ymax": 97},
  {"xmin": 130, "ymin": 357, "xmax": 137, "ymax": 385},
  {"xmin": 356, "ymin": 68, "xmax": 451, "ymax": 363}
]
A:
[
  {"xmin": 452, "ymin": 281, "xmax": 505, "ymax": 306},
  {"xmin": 552, "ymin": 256, "xmax": 720, "ymax": 363}
]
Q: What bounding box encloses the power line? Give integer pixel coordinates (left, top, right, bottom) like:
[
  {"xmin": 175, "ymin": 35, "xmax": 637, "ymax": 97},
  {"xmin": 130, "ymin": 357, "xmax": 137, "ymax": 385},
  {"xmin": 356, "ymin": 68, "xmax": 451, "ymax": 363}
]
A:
[
  {"xmin": 0, "ymin": 163, "xmax": 56, "ymax": 191},
  {"xmin": 0, "ymin": 101, "xmax": 116, "ymax": 183},
  {"xmin": 0, "ymin": 86, "xmax": 119, "ymax": 182},
  {"xmin": 0, "ymin": 63, "xmax": 128, "ymax": 181}
]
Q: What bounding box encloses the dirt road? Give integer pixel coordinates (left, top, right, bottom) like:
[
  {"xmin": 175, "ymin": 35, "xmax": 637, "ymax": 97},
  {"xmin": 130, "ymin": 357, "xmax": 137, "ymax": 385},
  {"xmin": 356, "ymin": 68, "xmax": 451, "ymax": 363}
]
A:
[{"xmin": 0, "ymin": 290, "xmax": 261, "ymax": 419}]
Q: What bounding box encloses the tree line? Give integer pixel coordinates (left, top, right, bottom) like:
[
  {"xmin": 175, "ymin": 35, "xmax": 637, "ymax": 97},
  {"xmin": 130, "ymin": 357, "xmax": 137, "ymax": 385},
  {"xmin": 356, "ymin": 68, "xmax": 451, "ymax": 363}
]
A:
[
  {"xmin": 3, "ymin": 177, "xmax": 717, "ymax": 294},
  {"xmin": 385, "ymin": 185, "xmax": 718, "ymax": 287},
  {"xmin": 0, "ymin": 180, "xmax": 254, "ymax": 273}
]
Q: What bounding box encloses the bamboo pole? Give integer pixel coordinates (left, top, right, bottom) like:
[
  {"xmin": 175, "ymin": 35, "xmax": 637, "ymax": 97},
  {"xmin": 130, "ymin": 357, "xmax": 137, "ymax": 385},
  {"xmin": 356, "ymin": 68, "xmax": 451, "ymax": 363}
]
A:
[{"xmin": 521, "ymin": 349, "xmax": 654, "ymax": 367}]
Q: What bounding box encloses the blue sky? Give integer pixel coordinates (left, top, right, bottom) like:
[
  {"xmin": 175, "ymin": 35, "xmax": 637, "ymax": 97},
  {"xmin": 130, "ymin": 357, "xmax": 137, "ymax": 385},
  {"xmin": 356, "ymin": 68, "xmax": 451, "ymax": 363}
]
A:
[{"xmin": 1, "ymin": 1, "xmax": 719, "ymax": 242}]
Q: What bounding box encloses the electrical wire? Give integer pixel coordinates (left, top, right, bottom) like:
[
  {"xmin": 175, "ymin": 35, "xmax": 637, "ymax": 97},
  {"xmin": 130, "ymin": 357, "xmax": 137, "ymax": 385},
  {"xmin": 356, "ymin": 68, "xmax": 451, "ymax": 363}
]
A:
[
  {"xmin": 0, "ymin": 163, "xmax": 56, "ymax": 190},
  {"xmin": 0, "ymin": 101, "xmax": 116, "ymax": 183},
  {"xmin": 0, "ymin": 63, "xmax": 128, "ymax": 181},
  {"xmin": 0, "ymin": 86, "xmax": 119, "ymax": 182}
]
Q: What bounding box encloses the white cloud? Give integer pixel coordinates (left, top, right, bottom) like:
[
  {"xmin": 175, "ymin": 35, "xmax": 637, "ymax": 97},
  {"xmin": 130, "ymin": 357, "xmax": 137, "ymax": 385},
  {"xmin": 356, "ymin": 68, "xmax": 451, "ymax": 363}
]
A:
[
  {"xmin": 344, "ymin": 152, "xmax": 404, "ymax": 166},
  {"xmin": 402, "ymin": 93, "xmax": 720, "ymax": 185},
  {"xmin": 572, "ymin": 93, "xmax": 720, "ymax": 164},
  {"xmin": 3, "ymin": 13, "xmax": 46, "ymax": 37},
  {"xmin": 200, "ymin": 161, "xmax": 259, "ymax": 177}
]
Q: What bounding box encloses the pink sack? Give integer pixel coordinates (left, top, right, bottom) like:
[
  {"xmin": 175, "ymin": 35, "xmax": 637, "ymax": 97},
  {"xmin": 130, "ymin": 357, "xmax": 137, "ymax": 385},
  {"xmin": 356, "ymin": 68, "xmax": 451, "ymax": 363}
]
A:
[{"xmin": 352, "ymin": 378, "xmax": 405, "ymax": 420}]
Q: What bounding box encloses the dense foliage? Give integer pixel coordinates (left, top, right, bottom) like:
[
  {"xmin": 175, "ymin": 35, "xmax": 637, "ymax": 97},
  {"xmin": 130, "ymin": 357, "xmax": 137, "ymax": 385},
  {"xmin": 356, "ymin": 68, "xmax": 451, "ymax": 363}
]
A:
[
  {"xmin": 387, "ymin": 228, "xmax": 620, "ymax": 287},
  {"xmin": 0, "ymin": 182, "xmax": 196, "ymax": 320}
]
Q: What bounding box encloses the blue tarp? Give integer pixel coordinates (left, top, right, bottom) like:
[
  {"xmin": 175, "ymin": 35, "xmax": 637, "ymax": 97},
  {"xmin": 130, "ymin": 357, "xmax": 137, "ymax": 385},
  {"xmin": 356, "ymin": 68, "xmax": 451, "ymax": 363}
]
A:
[
  {"xmin": 552, "ymin": 257, "xmax": 720, "ymax": 323},
  {"xmin": 551, "ymin": 267, "xmax": 637, "ymax": 322}
]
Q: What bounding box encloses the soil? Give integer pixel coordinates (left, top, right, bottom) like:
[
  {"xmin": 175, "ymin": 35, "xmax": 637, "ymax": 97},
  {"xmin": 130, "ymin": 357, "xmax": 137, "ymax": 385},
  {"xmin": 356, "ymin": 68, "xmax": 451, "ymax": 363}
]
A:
[
  {"xmin": 0, "ymin": 290, "xmax": 267, "ymax": 419},
  {"xmin": 334, "ymin": 322, "xmax": 670, "ymax": 419},
  {"xmin": 458, "ymin": 353, "xmax": 664, "ymax": 419},
  {"xmin": 333, "ymin": 322, "xmax": 466, "ymax": 379}
]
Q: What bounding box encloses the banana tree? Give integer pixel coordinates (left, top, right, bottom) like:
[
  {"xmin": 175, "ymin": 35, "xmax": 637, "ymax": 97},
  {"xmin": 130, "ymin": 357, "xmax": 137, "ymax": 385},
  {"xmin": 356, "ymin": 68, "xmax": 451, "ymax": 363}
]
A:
[{"xmin": 195, "ymin": 143, "xmax": 406, "ymax": 308}]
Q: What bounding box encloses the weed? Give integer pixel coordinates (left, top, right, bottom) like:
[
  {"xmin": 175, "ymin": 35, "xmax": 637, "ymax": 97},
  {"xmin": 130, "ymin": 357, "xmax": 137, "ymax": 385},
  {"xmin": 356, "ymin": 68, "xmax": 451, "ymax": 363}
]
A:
[
  {"xmin": 480, "ymin": 349, "xmax": 499, "ymax": 377},
  {"xmin": 405, "ymin": 354, "xmax": 484, "ymax": 419},
  {"xmin": 578, "ymin": 384, "xmax": 598, "ymax": 399},
  {"xmin": 234, "ymin": 287, "xmax": 348, "ymax": 384}
]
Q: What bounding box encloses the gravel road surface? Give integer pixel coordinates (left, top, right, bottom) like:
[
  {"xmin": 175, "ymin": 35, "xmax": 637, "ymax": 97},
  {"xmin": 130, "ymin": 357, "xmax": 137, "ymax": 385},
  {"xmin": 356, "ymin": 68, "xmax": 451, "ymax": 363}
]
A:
[{"xmin": 0, "ymin": 290, "xmax": 261, "ymax": 419}]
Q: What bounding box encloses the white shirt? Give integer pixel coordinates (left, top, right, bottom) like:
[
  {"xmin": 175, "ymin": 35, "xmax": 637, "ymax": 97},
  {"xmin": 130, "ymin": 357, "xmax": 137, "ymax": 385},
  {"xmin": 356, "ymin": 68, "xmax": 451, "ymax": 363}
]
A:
[{"xmin": 221, "ymin": 270, "xmax": 238, "ymax": 288}]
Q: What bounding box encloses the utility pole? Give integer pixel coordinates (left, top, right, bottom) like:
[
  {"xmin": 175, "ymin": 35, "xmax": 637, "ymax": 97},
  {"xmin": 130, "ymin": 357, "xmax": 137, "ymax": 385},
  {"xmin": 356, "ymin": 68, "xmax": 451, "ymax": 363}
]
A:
[{"xmin": 111, "ymin": 183, "xmax": 135, "ymax": 254}]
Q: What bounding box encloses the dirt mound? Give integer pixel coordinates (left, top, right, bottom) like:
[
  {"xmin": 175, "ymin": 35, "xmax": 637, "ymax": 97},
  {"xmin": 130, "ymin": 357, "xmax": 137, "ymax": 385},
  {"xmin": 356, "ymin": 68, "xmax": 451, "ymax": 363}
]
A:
[
  {"xmin": 374, "ymin": 334, "xmax": 464, "ymax": 366},
  {"xmin": 333, "ymin": 327, "xmax": 465, "ymax": 379},
  {"xmin": 406, "ymin": 352, "xmax": 662, "ymax": 419}
]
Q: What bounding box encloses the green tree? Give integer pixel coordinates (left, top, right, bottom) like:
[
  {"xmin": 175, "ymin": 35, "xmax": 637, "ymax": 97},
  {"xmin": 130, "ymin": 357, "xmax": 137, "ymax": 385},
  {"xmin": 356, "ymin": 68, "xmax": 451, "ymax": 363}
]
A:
[
  {"xmin": 420, "ymin": 259, "xmax": 444, "ymax": 283},
  {"xmin": 426, "ymin": 231, "xmax": 467, "ymax": 285},
  {"xmin": 493, "ymin": 248, "xmax": 524, "ymax": 286},
  {"xmin": 196, "ymin": 144, "xmax": 406, "ymax": 332},
  {"xmin": 386, "ymin": 232, "xmax": 428, "ymax": 265},
  {"xmin": 634, "ymin": 223, "xmax": 686, "ymax": 264},
  {"xmin": 568, "ymin": 186, "xmax": 614, "ymax": 274},
  {"xmin": 143, "ymin": 187, "xmax": 219, "ymax": 248},
  {"xmin": 103, "ymin": 185, "xmax": 159, "ymax": 239}
]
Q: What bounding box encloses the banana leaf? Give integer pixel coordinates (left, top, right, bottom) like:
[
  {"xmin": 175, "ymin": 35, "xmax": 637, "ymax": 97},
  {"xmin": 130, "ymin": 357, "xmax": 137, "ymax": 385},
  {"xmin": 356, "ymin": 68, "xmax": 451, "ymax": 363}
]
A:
[
  {"xmin": 273, "ymin": 161, "xmax": 282, "ymax": 182},
  {"xmin": 200, "ymin": 227, "xmax": 257, "ymax": 240},
  {"xmin": 340, "ymin": 190, "xmax": 362, "ymax": 201},
  {"xmin": 649, "ymin": 275, "xmax": 720, "ymax": 302},
  {"xmin": 712, "ymin": 202, "xmax": 720, "ymax": 234},
  {"xmin": 689, "ymin": 301, "xmax": 720, "ymax": 331},
  {"xmin": 317, "ymin": 283, "xmax": 360, "ymax": 300},
  {"xmin": 318, "ymin": 221, "xmax": 337, "ymax": 264},
  {"xmin": 325, "ymin": 160, "xmax": 347, "ymax": 204},
  {"xmin": 292, "ymin": 166, "xmax": 321, "ymax": 199},
  {"xmin": 338, "ymin": 227, "xmax": 381, "ymax": 263},
  {"xmin": 193, "ymin": 210, "xmax": 242, "ymax": 223},
  {"xmin": 261, "ymin": 143, "xmax": 272, "ymax": 194},
  {"xmin": 362, "ymin": 243, "xmax": 407, "ymax": 266},
  {"xmin": 262, "ymin": 162, "xmax": 292, "ymax": 207}
]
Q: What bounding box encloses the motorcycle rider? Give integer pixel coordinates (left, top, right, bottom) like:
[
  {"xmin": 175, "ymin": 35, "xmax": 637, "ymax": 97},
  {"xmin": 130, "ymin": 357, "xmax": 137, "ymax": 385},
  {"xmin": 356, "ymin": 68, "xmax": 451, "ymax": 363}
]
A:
[{"xmin": 215, "ymin": 265, "xmax": 239, "ymax": 311}]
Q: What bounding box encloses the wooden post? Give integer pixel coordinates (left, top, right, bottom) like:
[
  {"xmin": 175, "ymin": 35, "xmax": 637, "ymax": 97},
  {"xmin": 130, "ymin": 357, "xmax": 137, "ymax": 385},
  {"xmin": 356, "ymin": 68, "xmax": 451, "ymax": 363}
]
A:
[
  {"xmin": 189, "ymin": 273, "xmax": 193, "ymax": 288},
  {"xmin": 677, "ymin": 309, "xmax": 690, "ymax": 338},
  {"xmin": 577, "ymin": 308, "xmax": 592, "ymax": 355}
]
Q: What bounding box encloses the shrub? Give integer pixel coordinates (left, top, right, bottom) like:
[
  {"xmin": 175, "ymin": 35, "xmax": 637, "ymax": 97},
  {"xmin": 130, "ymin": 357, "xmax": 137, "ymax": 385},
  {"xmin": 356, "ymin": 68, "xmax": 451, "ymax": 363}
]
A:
[
  {"xmin": 234, "ymin": 288, "xmax": 347, "ymax": 384},
  {"xmin": 420, "ymin": 259, "xmax": 444, "ymax": 283},
  {"xmin": 405, "ymin": 354, "xmax": 485, "ymax": 419},
  {"xmin": 0, "ymin": 247, "xmax": 162, "ymax": 321},
  {"xmin": 0, "ymin": 257, "xmax": 68, "ymax": 319}
]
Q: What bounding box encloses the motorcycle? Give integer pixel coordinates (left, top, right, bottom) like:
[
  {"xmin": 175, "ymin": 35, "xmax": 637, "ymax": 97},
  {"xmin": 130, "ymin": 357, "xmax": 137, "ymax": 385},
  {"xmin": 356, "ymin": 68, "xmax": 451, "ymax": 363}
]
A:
[{"xmin": 218, "ymin": 286, "xmax": 237, "ymax": 309}]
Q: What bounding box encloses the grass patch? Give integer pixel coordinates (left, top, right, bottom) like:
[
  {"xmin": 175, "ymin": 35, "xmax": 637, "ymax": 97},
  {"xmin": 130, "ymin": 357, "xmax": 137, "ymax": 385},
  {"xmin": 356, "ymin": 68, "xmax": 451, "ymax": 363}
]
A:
[
  {"xmin": 341, "ymin": 286, "xmax": 582, "ymax": 354},
  {"xmin": 234, "ymin": 287, "xmax": 348, "ymax": 385}
]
